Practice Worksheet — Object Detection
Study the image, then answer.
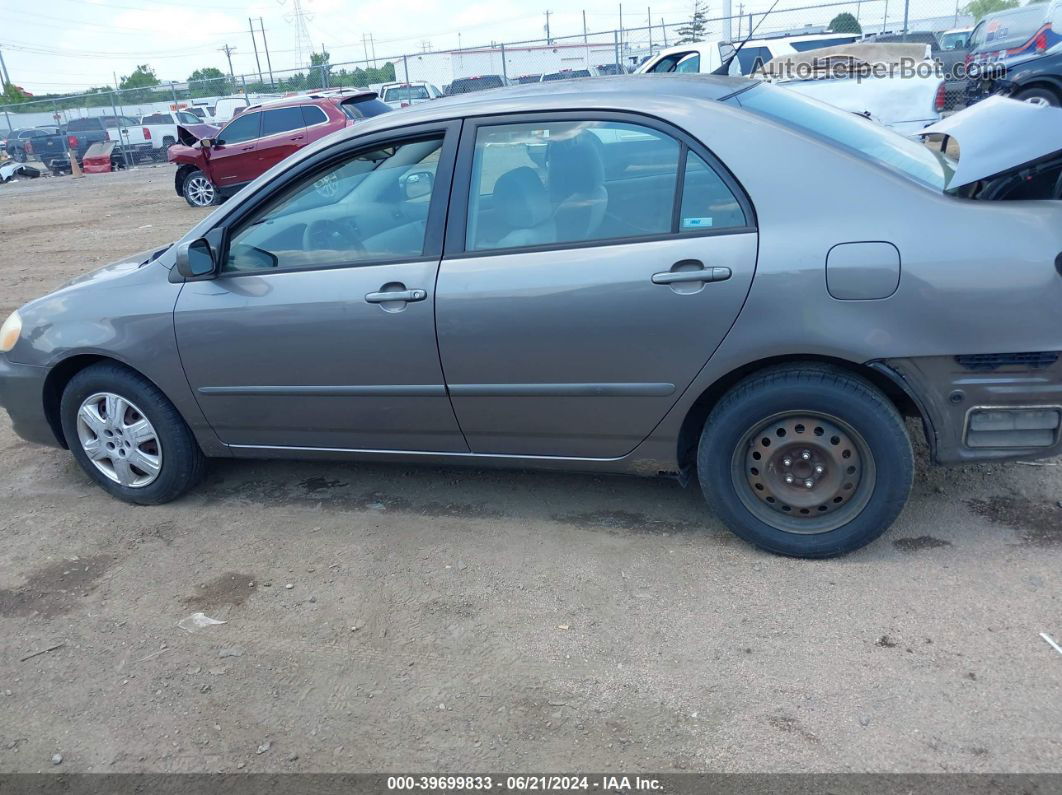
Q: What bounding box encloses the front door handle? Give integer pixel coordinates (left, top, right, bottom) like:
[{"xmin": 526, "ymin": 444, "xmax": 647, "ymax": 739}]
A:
[
  {"xmin": 365, "ymin": 288, "xmax": 427, "ymax": 304},
  {"xmin": 651, "ymin": 267, "xmax": 731, "ymax": 285}
]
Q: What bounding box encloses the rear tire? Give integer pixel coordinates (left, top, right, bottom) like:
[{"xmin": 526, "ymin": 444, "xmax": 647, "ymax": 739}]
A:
[
  {"xmin": 696, "ymin": 365, "xmax": 913, "ymax": 558},
  {"xmin": 1014, "ymin": 86, "xmax": 1061, "ymax": 107},
  {"xmin": 182, "ymin": 168, "xmax": 218, "ymax": 207},
  {"xmin": 60, "ymin": 362, "xmax": 206, "ymax": 505}
]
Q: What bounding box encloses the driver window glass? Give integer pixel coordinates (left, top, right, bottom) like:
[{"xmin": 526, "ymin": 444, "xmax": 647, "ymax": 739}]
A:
[
  {"xmin": 219, "ymin": 112, "xmax": 261, "ymax": 144},
  {"xmin": 674, "ymin": 53, "xmax": 701, "ymax": 73},
  {"xmin": 224, "ymin": 136, "xmax": 445, "ymax": 273}
]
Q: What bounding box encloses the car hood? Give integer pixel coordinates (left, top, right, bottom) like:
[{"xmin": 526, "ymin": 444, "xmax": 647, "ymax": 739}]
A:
[
  {"xmin": 920, "ymin": 95, "xmax": 1062, "ymax": 187},
  {"xmin": 57, "ymin": 246, "xmax": 170, "ymax": 291},
  {"xmin": 176, "ymin": 123, "xmax": 220, "ymax": 146}
]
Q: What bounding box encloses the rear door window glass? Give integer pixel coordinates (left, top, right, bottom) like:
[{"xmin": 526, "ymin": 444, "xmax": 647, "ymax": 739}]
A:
[
  {"xmin": 261, "ymin": 107, "xmax": 305, "ymax": 137},
  {"xmin": 466, "ymin": 120, "xmax": 681, "ymax": 251}
]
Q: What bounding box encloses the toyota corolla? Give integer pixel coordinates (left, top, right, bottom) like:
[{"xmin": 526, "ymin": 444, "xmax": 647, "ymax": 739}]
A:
[{"xmin": 2, "ymin": 76, "xmax": 1060, "ymax": 558}]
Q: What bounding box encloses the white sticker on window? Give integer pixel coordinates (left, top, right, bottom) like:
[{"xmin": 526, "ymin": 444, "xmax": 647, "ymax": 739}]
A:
[{"xmin": 682, "ymin": 217, "xmax": 713, "ymax": 229}]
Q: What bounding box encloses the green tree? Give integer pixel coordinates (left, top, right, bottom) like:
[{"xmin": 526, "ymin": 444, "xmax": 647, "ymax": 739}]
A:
[
  {"xmin": 829, "ymin": 12, "xmax": 862, "ymax": 33},
  {"xmin": 963, "ymin": 0, "xmax": 1019, "ymax": 20},
  {"xmin": 119, "ymin": 64, "xmax": 159, "ymax": 90},
  {"xmin": 676, "ymin": 1, "xmax": 709, "ymax": 44},
  {"xmin": 187, "ymin": 67, "xmax": 227, "ymax": 98}
]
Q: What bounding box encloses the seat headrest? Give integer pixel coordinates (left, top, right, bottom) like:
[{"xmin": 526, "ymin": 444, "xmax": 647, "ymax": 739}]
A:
[
  {"xmin": 548, "ymin": 131, "xmax": 606, "ymax": 199},
  {"xmin": 494, "ymin": 166, "xmax": 552, "ymax": 229}
]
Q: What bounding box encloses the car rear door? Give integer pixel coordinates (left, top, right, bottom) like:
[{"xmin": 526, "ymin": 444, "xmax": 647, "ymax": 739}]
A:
[
  {"xmin": 434, "ymin": 113, "xmax": 758, "ymax": 458},
  {"xmin": 174, "ymin": 121, "xmax": 467, "ymax": 452},
  {"xmin": 256, "ymin": 106, "xmax": 307, "ymax": 173},
  {"xmin": 208, "ymin": 111, "xmax": 262, "ymax": 187}
]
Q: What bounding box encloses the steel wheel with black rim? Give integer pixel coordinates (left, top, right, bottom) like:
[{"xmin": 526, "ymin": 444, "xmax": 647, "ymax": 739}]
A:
[
  {"xmin": 697, "ymin": 365, "xmax": 913, "ymax": 558},
  {"xmin": 60, "ymin": 362, "xmax": 206, "ymax": 505},
  {"xmin": 182, "ymin": 169, "xmax": 218, "ymax": 207}
]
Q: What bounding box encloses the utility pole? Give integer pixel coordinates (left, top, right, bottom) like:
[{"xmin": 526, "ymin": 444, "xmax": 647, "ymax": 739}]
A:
[
  {"xmin": 259, "ymin": 18, "xmax": 275, "ymax": 88},
  {"xmin": 248, "ymin": 19, "xmax": 264, "ymax": 84},
  {"xmin": 901, "ymin": 0, "xmax": 911, "ymax": 38},
  {"xmin": 618, "ymin": 3, "xmax": 623, "ymax": 55},
  {"xmin": 648, "ymin": 6, "xmax": 652, "ymax": 52},
  {"xmin": 545, "ymin": 10, "xmax": 552, "ymax": 44},
  {"xmin": 219, "ymin": 44, "xmax": 237, "ymax": 91},
  {"xmin": 582, "ymin": 10, "xmax": 588, "ymax": 43},
  {"xmin": 369, "ymin": 32, "xmax": 377, "ymax": 67},
  {"xmin": 723, "ymin": 0, "xmax": 733, "ymax": 42},
  {"xmin": 661, "ymin": 16, "xmax": 667, "ymax": 46},
  {"xmin": 0, "ymin": 44, "xmax": 10, "ymax": 88}
]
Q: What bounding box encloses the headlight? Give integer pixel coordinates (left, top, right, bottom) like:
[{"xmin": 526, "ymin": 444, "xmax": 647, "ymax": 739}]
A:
[{"xmin": 0, "ymin": 311, "xmax": 22, "ymax": 353}]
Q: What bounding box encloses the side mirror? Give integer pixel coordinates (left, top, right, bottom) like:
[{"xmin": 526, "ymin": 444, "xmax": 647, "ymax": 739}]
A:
[
  {"xmin": 199, "ymin": 137, "xmax": 215, "ymax": 150},
  {"xmin": 176, "ymin": 238, "xmax": 217, "ymax": 280},
  {"xmin": 401, "ymin": 170, "xmax": 434, "ymax": 200}
]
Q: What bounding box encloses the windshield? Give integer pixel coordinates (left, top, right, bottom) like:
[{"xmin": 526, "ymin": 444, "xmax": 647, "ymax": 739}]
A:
[
  {"xmin": 969, "ymin": 6, "xmax": 1045, "ymax": 49},
  {"xmin": 939, "ymin": 30, "xmax": 970, "ymax": 49},
  {"xmin": 449, "ymin": 76, "xmax": 504, "ymax": 93},
  {"xmin": 340, "ymin": 97, "xmax": 392, "ymax": 120},
  {"xmin": 542, "ymin": 70, "xmax": 591, "ymax": 80},
  {"xmin": 731, "ymin": 83, "xmax": 954, "ymax": 190},
  {"xmin": 384, "ymin": 85, "xmax": 430, "ymax": 101}
]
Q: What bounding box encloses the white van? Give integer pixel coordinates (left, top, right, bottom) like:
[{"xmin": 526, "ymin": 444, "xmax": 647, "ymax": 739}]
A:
[
  {"xmin": 211, "ymin": 97, "xmax": 250, "ymax": 123},
  {"xmin": 637, "ymin": 32, "xmax": 859, "ymax": 76}
]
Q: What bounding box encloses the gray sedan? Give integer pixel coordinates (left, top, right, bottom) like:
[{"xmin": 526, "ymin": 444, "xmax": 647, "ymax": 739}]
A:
[{"xmin": 2, "ymin": 76, "xmax": 1061, "ymax": 558}]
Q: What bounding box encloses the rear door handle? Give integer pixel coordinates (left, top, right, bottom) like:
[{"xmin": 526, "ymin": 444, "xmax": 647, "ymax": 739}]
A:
[
  {"xmin": 651, "ymin": 267, "xmax": 731, "ymax": 285},
  {"xmin": 365, "ymin": 288, "xmax": 427, "ymax": 304}
]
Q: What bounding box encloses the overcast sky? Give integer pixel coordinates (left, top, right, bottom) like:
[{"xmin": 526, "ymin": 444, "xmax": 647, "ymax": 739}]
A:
[{"xmin": 3, "ymin": 0, "xmax": 718, "ymax": 94}]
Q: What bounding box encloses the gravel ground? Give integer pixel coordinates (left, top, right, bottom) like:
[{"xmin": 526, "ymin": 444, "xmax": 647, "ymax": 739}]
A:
[{"xmin": 0, "ymin": 168, "xmax": 1059, "ymax": 774}]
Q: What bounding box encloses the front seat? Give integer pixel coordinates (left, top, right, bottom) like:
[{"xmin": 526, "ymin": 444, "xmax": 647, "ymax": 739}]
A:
[
  {"xmin": 548, "ymin": 132, "xmax": 608, "ymax": 242},
  {"xmin": 493, "ymin": 166, "xmax": 557, "ymax": 249}
]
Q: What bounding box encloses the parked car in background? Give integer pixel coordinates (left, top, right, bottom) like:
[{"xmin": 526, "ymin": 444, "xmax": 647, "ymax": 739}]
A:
[
  {"xmin": 445, "ymin": 75, "xmax": 511, "ymax": 94},
  {"xmin": 141, "ymin": 110, "xmax": 216, "ymax": 160},
  {"xmin": 865, "ymin": 30, "xmax": 969, "ymax": 108},
  {"xmin": 26, "ymin": 116, "xmax": 153, "ymax": 174},
  {"xmin": 939, "ymin": 27, "xmax": 973, "ymax": 51},
  {"xmin": 379, "ymin": 81, "xmax": 444, "ymax": 109},
  {"xmin": 4, "ymin": 78, "xmax": 1061, "ymax": 559},
  {"xmin": 638, "ymin": 32, "xmax": 859, "ymax": 76},
  {"xmin": 168, "ymin": 90, "xmax": 391, "ymax": 207},
  {"xmin": 540, "ymin": 67, "xmax": 600, "ymax": 81},
  {"xmin": 966, "ymin": 1, "xmax": 1061, "ymax": 76},
  {"xmin": 515, "ymin": 74, "xmax": 543, "ymax": 84},
  {"xmin": 993, "ymin": 48, "xmax": 1062, "ymax": 106},
  {"xmin": 966, "ymin": 5, "xmax": 1062, "ymax": 107},
  {"xmin": 3, "ymin": 127, "xmax": 58, "ymax": 162},
  {"xmin": 596, "ymin": 63, "xmax": 629, "ymax": 75}
]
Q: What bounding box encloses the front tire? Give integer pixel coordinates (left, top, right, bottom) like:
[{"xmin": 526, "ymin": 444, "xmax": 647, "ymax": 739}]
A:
[
  {"xmin": 697, "ymin": 365, "xmax": 913, "ymax": 558},
  {"xmin": 60, "ymin": 362, "xmax": 205, "ymax": 505},
  {"xmin": 1014, "ymin": 86, "xmax": 1061, "ymax": 107},
  {"xmin": 182, "ymin": 168, "xmax": 218, "ymax": 207}
]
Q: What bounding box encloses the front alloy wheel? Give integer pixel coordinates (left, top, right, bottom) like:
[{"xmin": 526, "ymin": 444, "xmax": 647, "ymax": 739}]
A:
[
  {"xmin": 76, "ymin": 392, "xmax": 162, "ymax": 488},
  {"xmin": 61, "ymin": 362, "xmax": 206, "ymax": 504},
  {"xmin": 183, "ymin": 170, "xmax": 217, "ymax": 207}
]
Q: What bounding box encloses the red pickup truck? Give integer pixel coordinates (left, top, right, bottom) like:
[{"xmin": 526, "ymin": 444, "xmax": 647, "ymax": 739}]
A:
[{"xmin": 168, "ymin": 90, "xmax": 390, "ymax": 207}]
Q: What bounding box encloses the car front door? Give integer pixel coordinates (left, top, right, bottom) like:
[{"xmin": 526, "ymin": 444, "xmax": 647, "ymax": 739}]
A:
[
  {"xmin": 208, "ymin": 111, "xmax": 262, "ymax": 187},
  {"xmin": 174, "ymin": 122, "xmax": 467, "ymax": 452},
  {"xmin": 256, "ymin": 106, "xmax": 307, "ymax": 173},
  {"xmin": 434, "ymin": 114, "xmax": 758, "ymax": 458}
]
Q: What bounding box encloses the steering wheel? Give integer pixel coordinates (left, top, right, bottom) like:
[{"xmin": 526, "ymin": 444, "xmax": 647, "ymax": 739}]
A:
[{"xmin": 302, "ymin": 218, "xmax": 365, "ymax": 254}]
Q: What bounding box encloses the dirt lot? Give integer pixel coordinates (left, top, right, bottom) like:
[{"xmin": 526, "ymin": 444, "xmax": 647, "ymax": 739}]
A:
[{"xmin": 0, "ymin": 168, "xmax": 1059, "ymax": 774}]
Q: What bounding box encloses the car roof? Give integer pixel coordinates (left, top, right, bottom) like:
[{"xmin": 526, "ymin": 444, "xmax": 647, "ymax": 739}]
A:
[
  {"xmin": 351, "ymin": 74, "xmax": 753, "ymax": 128},
  {"xmin": 245, "ymin": 89, "xmax": 377, "ymax": 113}
]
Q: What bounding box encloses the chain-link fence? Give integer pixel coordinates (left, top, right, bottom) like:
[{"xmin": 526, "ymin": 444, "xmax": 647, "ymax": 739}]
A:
[{"xmin": 1, "ymin": 0, "xmax": 983, "ymax": 156}]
